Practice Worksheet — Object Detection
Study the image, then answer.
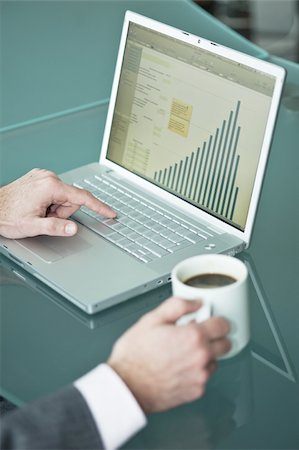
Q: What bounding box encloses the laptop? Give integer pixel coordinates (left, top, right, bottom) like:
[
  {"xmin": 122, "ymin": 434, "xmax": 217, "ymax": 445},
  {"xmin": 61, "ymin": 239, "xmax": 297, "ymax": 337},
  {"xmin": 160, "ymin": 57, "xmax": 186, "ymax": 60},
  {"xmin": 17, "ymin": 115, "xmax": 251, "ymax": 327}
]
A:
[{"xmin": 0, "ymin": 11, "xmax": 286, "ymax": 314}]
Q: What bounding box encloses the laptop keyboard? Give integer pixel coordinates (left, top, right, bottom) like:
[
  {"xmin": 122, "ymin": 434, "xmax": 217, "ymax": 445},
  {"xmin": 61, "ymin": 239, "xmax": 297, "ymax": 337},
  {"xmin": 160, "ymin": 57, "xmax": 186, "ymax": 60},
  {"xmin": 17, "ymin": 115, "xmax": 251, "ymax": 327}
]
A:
[{"xmin": 73, "ymin": 174, "xmax": 213, "ymax": 263}]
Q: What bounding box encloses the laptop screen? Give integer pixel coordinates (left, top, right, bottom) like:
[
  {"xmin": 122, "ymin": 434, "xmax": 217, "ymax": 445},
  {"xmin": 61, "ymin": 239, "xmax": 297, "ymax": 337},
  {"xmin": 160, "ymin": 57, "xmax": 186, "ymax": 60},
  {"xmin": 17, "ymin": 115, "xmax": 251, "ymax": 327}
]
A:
[{"xmin": 106, "ymin": 22, "xmax": 276, "ymax": 231}]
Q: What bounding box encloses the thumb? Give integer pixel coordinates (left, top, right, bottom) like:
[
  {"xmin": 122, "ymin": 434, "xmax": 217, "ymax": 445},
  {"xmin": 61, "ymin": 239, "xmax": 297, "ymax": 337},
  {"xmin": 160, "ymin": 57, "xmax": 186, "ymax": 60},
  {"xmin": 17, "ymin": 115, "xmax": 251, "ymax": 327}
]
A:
[
  {"xmin": 29, "ymin": 217, "xmax": 78, "ymax": 237},
  {"xmin": 152, "ymin": 296, "xmax": 202, "ymax": 324}
]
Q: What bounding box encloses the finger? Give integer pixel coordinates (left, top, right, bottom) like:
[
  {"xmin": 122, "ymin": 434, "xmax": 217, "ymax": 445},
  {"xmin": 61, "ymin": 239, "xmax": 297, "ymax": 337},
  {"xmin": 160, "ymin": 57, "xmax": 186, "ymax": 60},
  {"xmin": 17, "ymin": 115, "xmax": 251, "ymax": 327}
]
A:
[
  {"xmin": 199, "ymin": 316, "xmax": 230, "ymax": 341},
  {"xmin": 206, "ymin": 359, "xmax": 217, "ymax": 375},
  {"xmin": 30, "ymin": 217, "xmax": 78, "ymax": 237},
  {"xmin": 47, "ymin": 204, "xmax": 81, "ymax": 219},
  {"xmin": 59, "ymin": 184, "xmax": 116, "ymax": 218},
  {"xmin": 47, "ymin": 204, "xmax": 59, "ymax": 215},
  {"xmin": 150, "ymin": 296, "xmax": 202, "ymax": 324},
  {"xmin": 210, "ymin": 337, "xmax": 232, "ymax": 359}
]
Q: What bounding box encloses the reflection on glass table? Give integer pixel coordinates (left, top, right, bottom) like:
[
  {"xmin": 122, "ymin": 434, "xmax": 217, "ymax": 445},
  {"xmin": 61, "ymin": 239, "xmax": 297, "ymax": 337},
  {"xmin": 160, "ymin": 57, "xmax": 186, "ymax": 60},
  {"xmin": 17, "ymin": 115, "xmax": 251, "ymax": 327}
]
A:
[
  {"xmin": 242, "ymin": 253, "xmax": 297, "ymax": 383},
  {"xmin": 0, "ymin": 254, "xmax": 172, "ymax": 331},
  {"xmin": 1, "ymin": 251, "xmax": 298, "ymax": 446}
]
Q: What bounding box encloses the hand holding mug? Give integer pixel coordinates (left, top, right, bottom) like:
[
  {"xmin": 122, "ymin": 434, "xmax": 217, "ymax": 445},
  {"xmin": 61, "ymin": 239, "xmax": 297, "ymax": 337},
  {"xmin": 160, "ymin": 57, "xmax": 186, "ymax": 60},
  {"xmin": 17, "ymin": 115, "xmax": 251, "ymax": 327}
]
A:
[{"xmin": 172, "ymin": 254, "xmax": 250, "ymax": 359}]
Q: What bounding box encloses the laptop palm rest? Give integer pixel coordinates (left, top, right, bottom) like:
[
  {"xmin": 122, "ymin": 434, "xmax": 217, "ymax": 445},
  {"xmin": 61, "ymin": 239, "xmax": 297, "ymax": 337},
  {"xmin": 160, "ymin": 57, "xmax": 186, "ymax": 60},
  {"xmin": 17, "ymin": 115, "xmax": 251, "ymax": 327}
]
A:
[{"xmin": 16, "ymin": 235, "xmax": 92, "ymax": 263}]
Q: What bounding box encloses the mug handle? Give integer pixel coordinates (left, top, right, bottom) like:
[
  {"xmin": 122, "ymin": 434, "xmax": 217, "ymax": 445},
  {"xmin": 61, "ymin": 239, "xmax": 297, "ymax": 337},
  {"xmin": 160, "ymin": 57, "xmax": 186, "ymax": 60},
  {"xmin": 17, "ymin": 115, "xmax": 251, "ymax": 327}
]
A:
[{"xmin": 176, "ymin": 302, "xmax": 212, "ymax": 326}]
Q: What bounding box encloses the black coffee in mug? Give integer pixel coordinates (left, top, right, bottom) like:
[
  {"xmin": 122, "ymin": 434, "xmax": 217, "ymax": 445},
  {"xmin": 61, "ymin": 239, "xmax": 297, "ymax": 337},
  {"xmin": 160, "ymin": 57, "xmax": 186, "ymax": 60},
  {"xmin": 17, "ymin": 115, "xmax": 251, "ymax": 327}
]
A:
[{"xmin": 184, "ymin": 273, "xmax": 237, "ymax": 289}]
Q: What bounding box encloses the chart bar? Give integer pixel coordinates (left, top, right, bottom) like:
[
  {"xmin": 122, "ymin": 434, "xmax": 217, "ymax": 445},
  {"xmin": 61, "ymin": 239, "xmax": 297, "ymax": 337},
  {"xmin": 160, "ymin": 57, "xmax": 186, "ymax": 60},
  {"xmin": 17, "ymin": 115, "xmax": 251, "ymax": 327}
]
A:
[
  {"xmin": 211, "ymin": 115, "xmax": 229, "ymax": 211},
  {"xmin": 184, "ymin": 151, "xmax": 194, "ymax": 196},
  {"xmin": 202, "ymin": 133, "xmax": 218, "ymax": 205},
  {"xmin": 219, "ymin": 101, "xmax": 240, "ymax": 215},
  {"xmin": 171, "ymin": 163, "xmax": 178, "ymax": 190},
  {"xmin": 207, "ymin": 119, "xmax": 226, "ymax": 209},
  {"xmin": 226, "ymin": 154, "xmax": 240, "ymax": 218},
  {"xmin": 180, "ymin": 156, "xmax": 189, "ymax": 194},
  {"xmin": 158, "ymin": 170, "xmax": 162, "ymax": 183},
  {"xmin": 215, "ymin": 110, "xmax": 233, "ymax": 212},
  {"xmin": 175, "ymin": 160, "xmax": 183, "ymax": 192},
  {"xmin": 222, "ymin": 125, "xmax": 241, "ymax": 215},
  {"xmin": 166, "ymin": 165, "xmax": 172, "ymax": 188},
  {"xmin": 230, "ymin": 186, "xmax": 239, "ymax": 221},
  {"xmin": 189, "ymin": 148, "xmax": 200, "ymax": 198},
  {"xmin": 197, "ymin": 138, "xmax": 211, "ymax": 203},
  {"xmin": 194, "ymin": 143, "xmax": 206, "ymax": 202},
  {"xmin": 162, "ymin": 168, "xmax": 167, "ymax": 185}
]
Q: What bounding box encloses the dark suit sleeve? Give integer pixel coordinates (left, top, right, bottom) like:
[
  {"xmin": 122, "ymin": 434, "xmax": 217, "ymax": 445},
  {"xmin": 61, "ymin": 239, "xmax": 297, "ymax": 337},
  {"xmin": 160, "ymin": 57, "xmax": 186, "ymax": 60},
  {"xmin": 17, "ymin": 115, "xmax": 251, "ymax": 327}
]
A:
[{"xmin": 0, "ymin": 385, "xmax": 104, "ymax": 449}]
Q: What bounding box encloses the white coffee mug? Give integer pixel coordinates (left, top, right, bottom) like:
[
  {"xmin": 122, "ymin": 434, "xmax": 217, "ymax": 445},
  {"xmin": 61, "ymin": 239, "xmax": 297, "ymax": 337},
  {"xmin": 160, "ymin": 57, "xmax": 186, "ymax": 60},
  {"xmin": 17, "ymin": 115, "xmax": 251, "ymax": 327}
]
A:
[{"xmin": 172, "ymin": 254, "xmax": 250, "ymax": 359}]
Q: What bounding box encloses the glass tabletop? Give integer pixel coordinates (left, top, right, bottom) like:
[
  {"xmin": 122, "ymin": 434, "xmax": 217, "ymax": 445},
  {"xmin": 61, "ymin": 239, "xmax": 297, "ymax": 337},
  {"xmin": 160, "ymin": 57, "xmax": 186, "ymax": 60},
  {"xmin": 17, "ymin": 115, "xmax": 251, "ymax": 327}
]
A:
[
  {"xmin": 1, "ymin": 1, "xmax": 299, "ymax": 448},
  {"xmin": 1, "ymin": 0, "xmax": 266, "ymax": 131}
]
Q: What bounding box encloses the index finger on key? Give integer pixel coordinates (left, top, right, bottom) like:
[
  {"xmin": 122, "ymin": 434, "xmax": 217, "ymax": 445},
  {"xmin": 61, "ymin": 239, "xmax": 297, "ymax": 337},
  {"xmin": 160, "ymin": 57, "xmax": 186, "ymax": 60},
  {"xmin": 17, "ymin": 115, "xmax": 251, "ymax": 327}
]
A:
[{"xmin": 63, "ymin": 184, "xmax": 117, "ymax": 218}]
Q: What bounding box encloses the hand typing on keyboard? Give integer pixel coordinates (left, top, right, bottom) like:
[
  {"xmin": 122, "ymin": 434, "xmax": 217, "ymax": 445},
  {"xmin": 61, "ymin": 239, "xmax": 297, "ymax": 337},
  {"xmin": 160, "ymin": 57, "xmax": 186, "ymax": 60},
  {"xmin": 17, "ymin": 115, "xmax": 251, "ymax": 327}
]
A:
[
  {"xmin": 75, "ymin": 174, "xmax": 211, "ymax": 263},
  {"xmin": 0, "ymin": 169, "xmax": 116, "ymax": 239}
]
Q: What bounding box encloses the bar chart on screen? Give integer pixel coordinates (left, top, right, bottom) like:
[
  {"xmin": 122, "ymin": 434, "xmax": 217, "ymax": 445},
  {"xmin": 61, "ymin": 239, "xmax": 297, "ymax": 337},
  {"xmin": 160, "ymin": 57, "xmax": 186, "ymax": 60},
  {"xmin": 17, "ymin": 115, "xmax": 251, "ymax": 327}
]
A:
[{"xmin": 154, "ymin": 101, "xmax": 241, "ymax": 222}]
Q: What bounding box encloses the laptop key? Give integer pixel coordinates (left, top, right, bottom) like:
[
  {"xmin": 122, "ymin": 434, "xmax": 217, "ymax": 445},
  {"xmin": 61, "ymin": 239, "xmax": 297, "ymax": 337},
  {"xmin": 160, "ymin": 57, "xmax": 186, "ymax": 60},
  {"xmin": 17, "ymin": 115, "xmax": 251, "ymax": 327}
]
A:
[
  {"xmin": 108, "ymin": 223, "xmax": 128, "ymax": 233},
  {"xmin": 118, "ymin": 227, "xmax": 134, "ymax": 237},
  {"xmin": 105, "ymin": 232, "xmax": 120, "ymax": 242},
  {"xmin": 154, "ymin": 236, "xmax": 174, "ymax": 249},
  {"xmin": 169, "ymin": 233, "xmax": 185, "ymax": 244},
  {"xmin": 142, "ymin": 242, "xmax": 170, "ymax": 257},
  {"xmin": 131, "ymin": 224, "xmax": 147, "ymax": 234},
  {"xmin": 95, "ymin": 214, "xmax": 111, "ymax": 222},
  {"xmin": 117, "ymin": 238, "xmax": 134, "ymax": 249},
  {"xmin": 158, "ymin": 217, "xmax": 172, "ymax": 226},
  {"xmin": 135, "ymin": 236, "xmax": 152, "ymax": 246},
  {"xmin": 132, "ymin": 248, "xmax": 149, "ymax": 259},
  {"xmin": 133, "ymin": 212, "xmax": 145, "ymax": 221},
  {"xmin": 123, "ymin": 220, "xmax": 144, "ymax": 233},
  {"xmin": 121, "ymin": 242, "xmax": 137, "ymax": 252},
  {"xmin": 126, "ymin": 231, "xmax": 142, "ymax": 241},
  {"xmin": 143, "ymin": 230, "xmax": 159, "ymax": 241},
  {"xmin": 91, "ymin": 222, "xmax": 116, "ymax": 236},
  {"xmin": 165, "ymin": 222, "xmax": 181, "ymax": 232},
  {"xmin": 143, "ymin": 219, "xmax": 158, "ymax": 229},
  {"xmin": 117, "ymin": 216, "xmax": 132, "ymax": 225},
  {"xmin": 104, "ymin": 219, "xmax": 119, "ymax": 226},
  {"xmin": 139, "ymin": 254, "xmax": 154, "ymax": 263},
  {"xmin": 174, "ymin": 225, "xmax": 190, "ymax": 236},
  {"xmin": 151, "ymin": 213, "xmax": 163, "ymax": 222},
  {"xmin": 175, "ymin": 239, "xmax": 192, "ymax": 249},
  {"xmin": 183, "ymin": 232, "xmax": 204, "ymax": 243},
  {"xmin": 165, "ymin": 242, "xmax": 180, "ymax": 252},
  {"xmin": 108, "ymin": 232, "xmax": 126, "ymax": 243},
  {"xmin": 120, "ymin": 206, "xmax": 133, "ymax": 214},
  {"xmin": 138, "ymin": 206, "xmax": 152, "ymax": 217}
]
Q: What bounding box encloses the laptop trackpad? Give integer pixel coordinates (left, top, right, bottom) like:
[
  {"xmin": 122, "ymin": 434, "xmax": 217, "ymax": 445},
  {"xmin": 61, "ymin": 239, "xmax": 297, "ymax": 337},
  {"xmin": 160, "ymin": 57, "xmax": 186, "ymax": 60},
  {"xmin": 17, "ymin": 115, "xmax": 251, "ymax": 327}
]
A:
[{"xmin": 16, "ymin": 235, "xmax": 91, "ymax": 263}]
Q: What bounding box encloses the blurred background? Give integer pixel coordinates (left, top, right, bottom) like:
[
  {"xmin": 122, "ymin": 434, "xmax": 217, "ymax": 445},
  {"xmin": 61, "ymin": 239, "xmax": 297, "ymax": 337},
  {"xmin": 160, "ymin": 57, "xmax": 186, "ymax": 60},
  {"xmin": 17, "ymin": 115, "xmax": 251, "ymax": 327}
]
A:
[{"xmin": 194, "ymin": 0, "xmax": 299, "ymax": 62}]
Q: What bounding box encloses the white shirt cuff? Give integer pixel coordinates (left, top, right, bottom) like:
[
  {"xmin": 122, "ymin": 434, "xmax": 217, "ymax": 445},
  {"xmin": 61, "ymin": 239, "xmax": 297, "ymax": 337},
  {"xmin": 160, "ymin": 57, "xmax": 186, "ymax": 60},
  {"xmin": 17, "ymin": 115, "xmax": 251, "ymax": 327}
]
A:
[{"xmin": 74, "ymin": 363, "xmax": 147, "ymax": 450}]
